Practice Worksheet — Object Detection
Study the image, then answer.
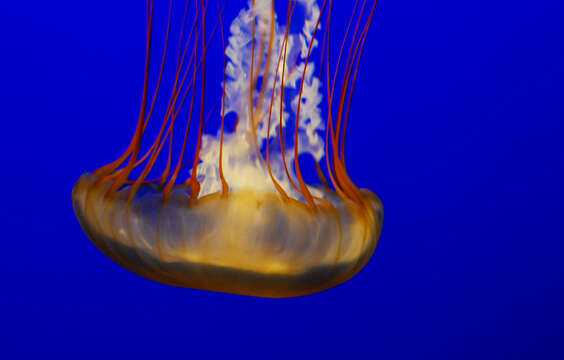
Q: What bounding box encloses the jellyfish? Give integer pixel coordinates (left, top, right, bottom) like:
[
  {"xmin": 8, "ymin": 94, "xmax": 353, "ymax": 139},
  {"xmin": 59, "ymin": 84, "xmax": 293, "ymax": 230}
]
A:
[{"xmin": 73, "ymin": 0, "xmax": 383, "ymax": 298}]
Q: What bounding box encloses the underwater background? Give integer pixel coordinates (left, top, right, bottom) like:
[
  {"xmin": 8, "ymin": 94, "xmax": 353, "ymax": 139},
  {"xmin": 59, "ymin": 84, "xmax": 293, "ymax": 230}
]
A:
[{"xmin": 1, "ymin": 0, "xmax": 563, "ymax": 358}]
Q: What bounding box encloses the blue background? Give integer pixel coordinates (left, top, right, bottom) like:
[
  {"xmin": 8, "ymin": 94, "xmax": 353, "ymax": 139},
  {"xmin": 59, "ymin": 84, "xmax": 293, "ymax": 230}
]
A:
[{"xmin": 1, "ymin": 0, "xmax": 563, "ymax": 358}]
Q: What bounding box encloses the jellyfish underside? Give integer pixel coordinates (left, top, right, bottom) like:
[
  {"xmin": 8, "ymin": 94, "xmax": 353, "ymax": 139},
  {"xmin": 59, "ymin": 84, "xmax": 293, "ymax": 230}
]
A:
[
  {"xmin": 74, "ymin": 0, "xmax": 382, "ymax": 297},
  {"xmin": 73, "ymin": 174, "xmax": 382, "ymax": 297}
]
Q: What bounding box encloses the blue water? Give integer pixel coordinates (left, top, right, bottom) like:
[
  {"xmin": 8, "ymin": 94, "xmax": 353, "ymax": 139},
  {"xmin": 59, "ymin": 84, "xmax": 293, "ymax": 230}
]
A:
[{"xmin": 1, "ymin": 0, "xmax": 563, "ymax": 358}]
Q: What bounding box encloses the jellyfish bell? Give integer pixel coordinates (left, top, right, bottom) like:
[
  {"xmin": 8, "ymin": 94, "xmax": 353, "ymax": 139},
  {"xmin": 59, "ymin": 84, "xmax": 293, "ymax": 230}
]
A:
[
  {"xmin": 73, "ymin": 176, "xmax": 382, "ymax": 297},
  {"xmin": 73, "ymin": 0, "xmax": 383, "ymax": 298}
]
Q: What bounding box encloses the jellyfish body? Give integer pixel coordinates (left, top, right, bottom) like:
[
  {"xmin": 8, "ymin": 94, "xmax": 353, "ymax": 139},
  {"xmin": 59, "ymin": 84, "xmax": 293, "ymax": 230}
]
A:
[
  {"xmin": 73, "ymin": 175, "xmax": 382, "ymax": 297},
  {"xmin": 73, "ymin": 0, "xmax": 382, "ymax": 297}
]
